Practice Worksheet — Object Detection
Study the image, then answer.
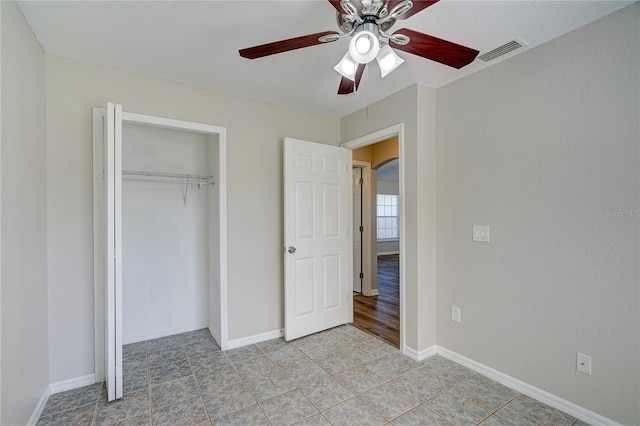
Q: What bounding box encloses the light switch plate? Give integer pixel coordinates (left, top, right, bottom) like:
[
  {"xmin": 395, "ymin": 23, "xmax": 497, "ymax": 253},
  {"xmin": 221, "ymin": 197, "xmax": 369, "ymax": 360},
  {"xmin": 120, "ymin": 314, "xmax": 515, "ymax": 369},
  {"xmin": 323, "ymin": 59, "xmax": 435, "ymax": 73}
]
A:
[
  {"xmin": 473, "ymin": 226, "xmax": 490, "ymax": 242},
  {"xmin": 451, "ymin": 306, "xmax": 461, "ymax": 323}
]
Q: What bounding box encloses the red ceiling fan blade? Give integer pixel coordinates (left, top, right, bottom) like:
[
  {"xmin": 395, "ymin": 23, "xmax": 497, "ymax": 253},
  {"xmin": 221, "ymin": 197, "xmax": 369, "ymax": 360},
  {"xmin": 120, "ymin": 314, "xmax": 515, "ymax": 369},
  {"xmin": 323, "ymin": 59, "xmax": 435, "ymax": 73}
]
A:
[
  {"xmin": 239, "ymin": 31, "xmax": 340, "ymax": 59},
  {"xmin": 338, "ymin": 63, "xmax": 366, "ymax": 95},
  {"xmin": 387, "ymin": 0, "xmax": 439, "ymax": 19},
  {"xmin": 390, "ymin": 28, "xmax": 479, "ymax": 69},
  {"xmin": 328, "ymin": 0, "xmax": 364, "ymax": 15}
]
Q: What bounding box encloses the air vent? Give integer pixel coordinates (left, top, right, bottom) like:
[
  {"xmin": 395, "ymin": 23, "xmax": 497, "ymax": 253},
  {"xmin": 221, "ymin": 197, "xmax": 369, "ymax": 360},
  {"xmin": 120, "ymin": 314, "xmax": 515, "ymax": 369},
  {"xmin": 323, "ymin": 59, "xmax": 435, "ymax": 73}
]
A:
[{"xmin": 478, "ymin": 40, "xmax": 523, "ymax": 63}]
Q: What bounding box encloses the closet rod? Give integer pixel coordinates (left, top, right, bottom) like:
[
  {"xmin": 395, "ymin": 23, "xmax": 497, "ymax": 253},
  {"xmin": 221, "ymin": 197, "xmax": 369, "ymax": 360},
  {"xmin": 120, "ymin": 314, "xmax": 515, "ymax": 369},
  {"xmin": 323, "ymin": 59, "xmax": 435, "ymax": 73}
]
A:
[
  {"xmin": 121, "ymin": 177, "xmax": 215, "ymax": 186},
  {"xmin": 122, "ymin": 169, "xmax": 214, "ymax": 182},
  {"xmin": 122, "ymin": 169, "xmax": 214, "ymax": 207}
]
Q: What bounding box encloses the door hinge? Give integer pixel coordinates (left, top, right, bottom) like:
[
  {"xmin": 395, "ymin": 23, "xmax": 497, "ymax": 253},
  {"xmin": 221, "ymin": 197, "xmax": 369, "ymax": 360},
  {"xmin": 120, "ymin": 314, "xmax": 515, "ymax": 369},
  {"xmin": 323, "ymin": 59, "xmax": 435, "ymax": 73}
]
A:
[
  {"xmin": 359, "ymin": 178, "xmax": 364, "ymax": 186},
  {"xmin": 359, "ymin": 225, "xmax": 364, "ymax": 232},
  {"xmin": 359, "ymin": 272, "xmax": 364, "ymax": 279}
]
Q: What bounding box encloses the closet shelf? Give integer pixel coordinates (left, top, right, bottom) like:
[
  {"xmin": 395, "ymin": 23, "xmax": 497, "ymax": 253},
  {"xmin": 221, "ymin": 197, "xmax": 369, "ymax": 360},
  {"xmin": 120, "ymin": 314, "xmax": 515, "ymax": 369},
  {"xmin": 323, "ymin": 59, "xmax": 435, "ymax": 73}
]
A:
[{"xmin": 122, "ymin": 169, "xmax": 214, "ymax": 207}]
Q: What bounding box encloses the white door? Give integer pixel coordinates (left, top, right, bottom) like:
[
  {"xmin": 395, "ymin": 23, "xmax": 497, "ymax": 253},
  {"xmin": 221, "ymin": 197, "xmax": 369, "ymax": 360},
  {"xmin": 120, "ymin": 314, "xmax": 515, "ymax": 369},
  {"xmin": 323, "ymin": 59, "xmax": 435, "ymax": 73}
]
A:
[
  {"xmin": 105, "ymin": 103, "xmax": 123, "ymax": 401},
  {"xmin": 352, "ymin": 168, "xmax": 363, "ymax": 293},
  {"xmin": 284, "ymin": 138, "xmax": 352, "ymax": 341}
]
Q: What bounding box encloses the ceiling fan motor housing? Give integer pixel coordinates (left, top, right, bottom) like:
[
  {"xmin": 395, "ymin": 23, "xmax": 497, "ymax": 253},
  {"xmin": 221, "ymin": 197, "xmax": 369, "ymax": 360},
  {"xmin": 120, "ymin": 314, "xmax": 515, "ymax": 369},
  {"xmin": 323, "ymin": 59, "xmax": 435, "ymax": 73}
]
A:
[{"xmin": 350, "ymin": 18, "xmax": 380, "ymax": 63}]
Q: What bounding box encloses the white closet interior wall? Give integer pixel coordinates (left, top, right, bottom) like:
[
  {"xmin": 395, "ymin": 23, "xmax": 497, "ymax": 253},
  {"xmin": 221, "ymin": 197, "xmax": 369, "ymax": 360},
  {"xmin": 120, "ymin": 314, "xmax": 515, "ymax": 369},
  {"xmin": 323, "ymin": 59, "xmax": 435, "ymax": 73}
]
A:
[{"xmin": 122, "ymin": 123, "xmax": 216, "ymax": 343}]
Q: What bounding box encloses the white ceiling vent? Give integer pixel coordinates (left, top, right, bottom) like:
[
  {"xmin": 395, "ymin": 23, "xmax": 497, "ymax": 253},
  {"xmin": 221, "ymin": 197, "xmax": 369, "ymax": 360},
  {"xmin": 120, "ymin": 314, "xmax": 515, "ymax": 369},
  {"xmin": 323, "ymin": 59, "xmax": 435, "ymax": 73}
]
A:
[{"xmin": 478, "ymin": 40, "xmax": 524, "ymax": 63}]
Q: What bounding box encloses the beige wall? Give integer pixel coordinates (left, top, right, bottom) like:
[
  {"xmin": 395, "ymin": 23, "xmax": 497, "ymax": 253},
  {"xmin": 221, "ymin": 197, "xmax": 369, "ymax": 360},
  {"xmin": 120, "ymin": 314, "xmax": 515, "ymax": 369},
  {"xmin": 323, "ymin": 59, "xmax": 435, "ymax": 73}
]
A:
[
  {"xmin": 435, "ymin": 4, "xmax": 639, "ymax": 424},
  {"xmin": 1, "ymin": 2, "xmax": 50, "ymax": 424},
  {"xmin": 45, "ymin": 55, "xmax": 340, "ymax": 383}
]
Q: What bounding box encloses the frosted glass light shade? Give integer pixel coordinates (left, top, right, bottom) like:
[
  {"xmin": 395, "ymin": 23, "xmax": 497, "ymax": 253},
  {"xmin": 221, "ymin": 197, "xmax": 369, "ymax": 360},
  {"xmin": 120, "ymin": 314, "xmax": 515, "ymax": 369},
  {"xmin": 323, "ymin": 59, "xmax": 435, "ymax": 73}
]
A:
[
  {"xmin": 333, "ymin": 52, "xmax": 358, "ymax": 80},
  {"xmin": 376, "ymin": 44, "xmax": 404, "ymax": 78},
  {"xmin": 349, "ymin": 30, "xmax": 380, "ymax": 64}
]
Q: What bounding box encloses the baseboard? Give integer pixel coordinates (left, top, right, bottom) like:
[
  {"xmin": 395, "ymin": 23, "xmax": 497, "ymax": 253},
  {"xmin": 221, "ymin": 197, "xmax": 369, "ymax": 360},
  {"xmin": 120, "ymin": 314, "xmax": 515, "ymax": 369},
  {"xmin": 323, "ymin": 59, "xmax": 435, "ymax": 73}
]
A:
[
  {"xmin": 403, "ymin": 344, "xmax": 437, "ymax": 361},
  {"xmin": 123, "ymin": 322, "xmax": 209, "ymax": 345},
  {"xmin": 49, "ymin": 374, "xmax": 97, "ymax": 395},
  {"xmin": 363, "ymin": 289, "xmax": 379, "ymax": 297},
  {"xmin": 208, "ymin": 324, "xmax": 222, "ymax": 349},
  {"xmin": 27, "ymin": 385, "xmax": 51, "ymax": 426},
  {"xmin": 226, "ymin": 329, "xmax": 284, "ymax": 350},
  {"xmin": 435, "ymin": 346, "xmax": 621, "ymax": 426}
]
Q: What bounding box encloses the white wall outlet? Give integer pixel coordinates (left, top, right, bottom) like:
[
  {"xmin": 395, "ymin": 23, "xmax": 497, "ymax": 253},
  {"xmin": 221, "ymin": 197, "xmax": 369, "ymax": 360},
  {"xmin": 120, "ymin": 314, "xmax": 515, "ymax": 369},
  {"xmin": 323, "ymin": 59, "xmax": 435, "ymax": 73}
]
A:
[
  {"xmin": 451, "ymin": 306, "xmax": 461, "ymax": 323},
  {"xmin": 473, "ymin": 226, "xmax": 490, "ymax": 242},
  {"xmin": 576, "ymin": 352, "xmax": 592, "ymax": 375}
]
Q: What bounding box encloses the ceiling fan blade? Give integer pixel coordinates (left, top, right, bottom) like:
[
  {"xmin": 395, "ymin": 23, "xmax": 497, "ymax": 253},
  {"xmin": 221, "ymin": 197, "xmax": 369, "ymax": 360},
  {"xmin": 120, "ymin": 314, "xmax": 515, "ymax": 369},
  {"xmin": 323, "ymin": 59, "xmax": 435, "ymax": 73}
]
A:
[
  {"xmin": 338, "ymin": 63, "xmax": 366, "ymax": 95},
  {"xmin": 386, "ymin": 0, "xmax": 439, "ymax": 19},
  {"xmin": 239, "ymin": 31, "xmax": 340, "ymax": 59},
  {"xmin": 390, "ymin": 28, "xmax": 479, "ymax": 69},
  {"xmin": 328, "ymin": 0, "xmax": 364, "ymax": 15}
]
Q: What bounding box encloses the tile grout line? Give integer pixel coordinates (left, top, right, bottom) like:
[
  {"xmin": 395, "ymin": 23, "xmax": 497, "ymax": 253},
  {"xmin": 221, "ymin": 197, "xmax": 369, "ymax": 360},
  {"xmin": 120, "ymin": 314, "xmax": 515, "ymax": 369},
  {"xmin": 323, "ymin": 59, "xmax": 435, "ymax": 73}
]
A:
[
  {"xmin": 42, "ymin": 327, "xmax": 587, "ymax": 426},
  {"xmin": 226, "ymin": 343, "xmax": 272, "ymax": 425}
]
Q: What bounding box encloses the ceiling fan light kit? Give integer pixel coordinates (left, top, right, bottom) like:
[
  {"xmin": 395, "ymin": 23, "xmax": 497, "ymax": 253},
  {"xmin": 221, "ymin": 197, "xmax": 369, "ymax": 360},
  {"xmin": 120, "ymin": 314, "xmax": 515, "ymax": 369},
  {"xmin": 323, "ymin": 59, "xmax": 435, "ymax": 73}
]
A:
[
  {"xmin": 239, "ymin": 0, "xmax": 479, "ymax": 95},
  {"xmin": 377, "ymin": 44, "xmax": 405, "ymax": 78},
  {"xmin": 334, "ymin": 51, "xmax": 359, "ymax": 80}
]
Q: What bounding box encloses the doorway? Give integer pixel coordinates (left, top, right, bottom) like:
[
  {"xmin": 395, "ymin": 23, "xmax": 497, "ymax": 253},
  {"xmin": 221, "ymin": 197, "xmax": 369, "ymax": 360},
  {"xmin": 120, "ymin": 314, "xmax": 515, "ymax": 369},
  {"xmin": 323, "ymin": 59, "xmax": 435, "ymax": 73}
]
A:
[{"xmin": 342, "ymin": 125, "xmax": 404, "ymax": 350}]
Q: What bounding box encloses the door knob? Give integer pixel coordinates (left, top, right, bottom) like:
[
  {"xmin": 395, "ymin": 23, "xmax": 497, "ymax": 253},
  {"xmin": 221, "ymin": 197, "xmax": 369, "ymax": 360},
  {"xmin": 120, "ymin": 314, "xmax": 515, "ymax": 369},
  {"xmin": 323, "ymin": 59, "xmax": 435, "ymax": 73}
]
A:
[{"xmin": 288, "ymin": 246, "xmax": 297, "ymax": 254}]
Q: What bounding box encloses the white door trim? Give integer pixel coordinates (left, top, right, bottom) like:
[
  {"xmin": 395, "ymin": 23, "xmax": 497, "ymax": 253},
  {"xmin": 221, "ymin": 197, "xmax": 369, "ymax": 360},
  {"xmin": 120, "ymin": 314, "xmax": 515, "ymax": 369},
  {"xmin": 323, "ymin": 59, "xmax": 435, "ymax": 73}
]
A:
[
  {"xmin": 105, "ymin": 102, "xmax": 123, "ymax": 401},
  {"xmin": 352, "ymin": 161, "xmax": 373, "ymax": 296},
  {"xmin": 341, "ymin": 123, "xmax": 405, "ymax": 353},
  {"xmin": 92, "ymin": 108, "xmax": 229, "ymax": 383}
]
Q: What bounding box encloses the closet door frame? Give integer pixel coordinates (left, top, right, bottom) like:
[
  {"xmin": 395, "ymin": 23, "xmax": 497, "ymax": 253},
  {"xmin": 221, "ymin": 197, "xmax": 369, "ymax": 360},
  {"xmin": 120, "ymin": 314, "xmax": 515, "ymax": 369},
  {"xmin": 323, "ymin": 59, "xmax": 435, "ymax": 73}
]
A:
[{"xmin": 92, "ymin": 107, "xmax": 229, "ymax": 384}]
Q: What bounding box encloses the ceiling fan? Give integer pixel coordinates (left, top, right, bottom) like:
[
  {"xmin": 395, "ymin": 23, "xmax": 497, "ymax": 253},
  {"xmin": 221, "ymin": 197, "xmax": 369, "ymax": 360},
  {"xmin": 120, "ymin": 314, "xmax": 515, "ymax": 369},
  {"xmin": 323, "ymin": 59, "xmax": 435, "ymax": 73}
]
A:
[{"xmin": 239, "ymin": 0, "xmax": 479, "ymax": 95}]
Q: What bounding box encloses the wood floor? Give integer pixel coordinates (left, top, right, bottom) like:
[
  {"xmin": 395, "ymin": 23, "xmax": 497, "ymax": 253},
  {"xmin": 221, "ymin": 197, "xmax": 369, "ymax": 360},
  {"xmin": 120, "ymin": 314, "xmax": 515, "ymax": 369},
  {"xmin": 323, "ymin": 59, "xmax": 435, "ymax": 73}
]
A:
[{"xmin": 352, "ymin": 254, "xmax": 400, "ymax": 348}]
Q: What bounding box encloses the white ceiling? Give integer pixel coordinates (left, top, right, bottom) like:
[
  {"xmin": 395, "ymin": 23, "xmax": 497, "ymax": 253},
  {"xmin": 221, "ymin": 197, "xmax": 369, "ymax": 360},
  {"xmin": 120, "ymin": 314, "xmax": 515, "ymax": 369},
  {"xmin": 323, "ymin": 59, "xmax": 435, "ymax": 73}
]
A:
[{"xmin": 17, "ymin": 0, "xmax": 633, "ymax": 118}]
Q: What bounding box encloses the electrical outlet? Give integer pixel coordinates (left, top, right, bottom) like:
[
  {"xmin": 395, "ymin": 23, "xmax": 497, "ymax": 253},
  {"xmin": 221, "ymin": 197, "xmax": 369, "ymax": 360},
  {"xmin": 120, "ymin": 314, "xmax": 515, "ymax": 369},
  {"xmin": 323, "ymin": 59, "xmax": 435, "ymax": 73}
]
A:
[
  {"xmin": 473, "ymin": 226, "xmax": 490, "ymax": 242},
  {"xmin": 451, "ymin": 306, "xmax": 461, "ymax": 323},
  {"xmin": 576, "ymin": 353, "xmax": 592, "ymax": 375}
]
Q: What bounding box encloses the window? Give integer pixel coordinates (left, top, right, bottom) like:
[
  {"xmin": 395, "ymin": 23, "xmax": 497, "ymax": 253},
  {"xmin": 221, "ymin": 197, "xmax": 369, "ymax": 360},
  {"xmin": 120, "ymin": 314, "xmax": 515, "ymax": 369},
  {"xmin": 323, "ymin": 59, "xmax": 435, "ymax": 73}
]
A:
[{"xmin": 377, "ymin": 194, "xmax": 399, "ymax": 241}]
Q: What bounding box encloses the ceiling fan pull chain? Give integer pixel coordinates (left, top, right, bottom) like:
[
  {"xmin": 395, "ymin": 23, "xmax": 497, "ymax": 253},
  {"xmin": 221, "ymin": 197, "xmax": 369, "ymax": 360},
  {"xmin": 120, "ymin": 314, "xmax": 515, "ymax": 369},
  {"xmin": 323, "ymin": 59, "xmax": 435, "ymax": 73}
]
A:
[{"xmin": 365, "ymin": 66, "xmax": 370, "ymax": 117}]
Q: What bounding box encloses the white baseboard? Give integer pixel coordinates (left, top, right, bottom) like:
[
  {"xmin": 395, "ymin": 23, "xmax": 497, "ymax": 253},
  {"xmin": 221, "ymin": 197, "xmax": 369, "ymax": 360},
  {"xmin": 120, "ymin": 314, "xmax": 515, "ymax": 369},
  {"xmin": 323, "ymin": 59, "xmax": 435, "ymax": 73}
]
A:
[
  {"xmin": 403, "ymin": 344, "xmax": 437, "ymax": 361},
  {"xmin": 123, "ymin": 322, "xmax": 209, "ymax": 345},
  {"xmin": 363, "ymin": 289, "xmax": 379, "ymax": 297},
  {"xmin": 435, "ymin": 346, "xmax": 621, "ymax": 426},
  {"xmin": 49, "ymin": 374, "xmax": 97, "ymax": 395},
  {"xmin": 27, "ymin": 386, "xmax": 51, "ymax": 426},
  {"xmin": 226, "ymin": 329, "xmax": 284, "ymax": 350},
  {"xmin": 208, "ymin": 324, "xmax": 222, "ymax": 349}
]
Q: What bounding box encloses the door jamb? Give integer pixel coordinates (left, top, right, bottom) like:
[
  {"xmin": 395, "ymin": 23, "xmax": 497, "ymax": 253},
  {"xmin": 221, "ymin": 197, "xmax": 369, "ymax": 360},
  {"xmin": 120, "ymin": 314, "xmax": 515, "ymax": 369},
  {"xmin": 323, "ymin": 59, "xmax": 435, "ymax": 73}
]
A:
[
  {"xmin": 341, "ymin": 123, "xmax": 405, "ymax": 352},
  {"xmin": 92, "ymin": 108, "xmax": 229, "ymax": 382},
  {"xmin": 352, "ymin": 161, "xmax": 373, "ymax": 296}
]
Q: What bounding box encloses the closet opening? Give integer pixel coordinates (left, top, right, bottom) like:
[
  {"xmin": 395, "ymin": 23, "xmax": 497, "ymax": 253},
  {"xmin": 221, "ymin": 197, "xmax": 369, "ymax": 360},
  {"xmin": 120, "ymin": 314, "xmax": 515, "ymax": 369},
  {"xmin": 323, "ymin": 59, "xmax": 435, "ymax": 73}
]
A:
[
  {"xmin": 120, "ymin": 123, "xmax": 216, "ymax": 344},
  {"xmin": 93, "ymin": 107, "xmax": 228, "ymax": 397}
]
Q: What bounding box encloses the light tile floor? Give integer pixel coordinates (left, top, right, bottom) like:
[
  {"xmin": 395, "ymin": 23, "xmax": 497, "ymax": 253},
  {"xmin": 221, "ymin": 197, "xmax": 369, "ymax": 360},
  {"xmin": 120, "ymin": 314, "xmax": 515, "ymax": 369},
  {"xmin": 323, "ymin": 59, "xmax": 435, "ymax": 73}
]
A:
[{"xmin": 37, "ymin": 325, "xmax": 589, "ymax": 426}]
